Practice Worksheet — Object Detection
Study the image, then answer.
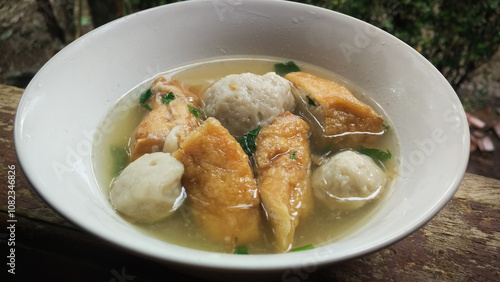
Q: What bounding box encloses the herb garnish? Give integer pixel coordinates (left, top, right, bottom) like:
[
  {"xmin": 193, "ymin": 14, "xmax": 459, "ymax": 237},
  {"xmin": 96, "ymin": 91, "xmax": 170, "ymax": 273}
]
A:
[
  {"xmin": 274, "ymin": 61, "xmax": 301, "ymax": 76},
  {"xmin": 139, "ymin": 88, "xmax": 152, "ymax": 104},
  {"xmin": 322, "ymin": 144, "xmax": 335, "ymax": 152},
  {"xmin": 111, "ymin": 146, "xmax": 129, "ymax": 177},
  {"xmin": 162, "ymin": 92, "xmax": 175, "ymax": 104},
  {"xmin": 139, "ymin": 88, "xmax": 153, "ymax": 111},
  {"xmin": 290, "ymin": 151, "xmax": 297, "ymax": 159},
  {"xmin": 360, "ymin": 146, "xmax": 392, "ymax": 162},
  {"xmin": 234, "ymin": 245, "xmax": 249, "ymax": 255},
  {"xmin": 306, "ymin": 95, "xmax": 316, "ymax": 106},
  {"xmin": 290, "ymin": 244, "xmax": 314, "ymax": 252},
  {"xmin": 233, "ymin": 237, "xmax": 249, "ymax": 254},
  {"xmin": 187, "ymin": 104, "xmax": 203, "ymax": 118},
  {"xmin": 238, "ymin": 126, "xmax": 261, "ymax": 156}
]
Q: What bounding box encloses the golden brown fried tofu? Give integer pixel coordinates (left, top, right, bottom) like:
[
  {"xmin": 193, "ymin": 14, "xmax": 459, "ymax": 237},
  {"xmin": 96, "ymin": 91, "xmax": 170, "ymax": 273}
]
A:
[
  {"xmin": 255, "ymin": 112, "xmax": 312, "ymax": 252},
  {"xmin": 129, "ymin": 77, "xmax": 201, "ymax": 161},
  {"xmin": 172, "ymin": 117, "xmax": 261, "ymax": 245},
  {"xmin": 285, "ymin": 72, "xmax": 384, "ymax": 147}
]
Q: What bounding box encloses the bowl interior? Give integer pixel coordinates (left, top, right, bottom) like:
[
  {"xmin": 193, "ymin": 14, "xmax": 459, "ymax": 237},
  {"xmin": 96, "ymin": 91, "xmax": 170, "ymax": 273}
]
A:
[{"xmin": 14, "ymin": 0, "xmax": 469, "ymax": 274}]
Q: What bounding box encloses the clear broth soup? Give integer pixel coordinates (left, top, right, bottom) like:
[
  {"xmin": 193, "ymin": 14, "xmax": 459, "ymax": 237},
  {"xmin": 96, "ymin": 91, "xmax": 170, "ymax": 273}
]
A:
[{"xmin": 92, "ymin": 56, "xmax": 400, "ymax": 254}]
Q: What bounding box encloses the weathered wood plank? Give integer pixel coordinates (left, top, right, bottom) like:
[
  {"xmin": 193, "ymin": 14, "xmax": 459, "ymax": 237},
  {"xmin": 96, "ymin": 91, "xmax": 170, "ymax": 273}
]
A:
[{"xmin": 0, "ymin": 85, "xmax": 73, "ymax": 228}]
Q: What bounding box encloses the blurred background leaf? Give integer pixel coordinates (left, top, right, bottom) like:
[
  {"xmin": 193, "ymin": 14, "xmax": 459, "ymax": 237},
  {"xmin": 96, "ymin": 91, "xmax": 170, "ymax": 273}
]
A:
[{"xmin": 296, "ymin": 0, "xmax": 500, "ymax": 92}]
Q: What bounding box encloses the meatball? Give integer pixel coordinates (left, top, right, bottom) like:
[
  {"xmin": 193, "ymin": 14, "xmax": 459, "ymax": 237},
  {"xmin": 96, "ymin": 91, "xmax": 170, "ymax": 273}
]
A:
[
  {"xmin": 202, "ymin": 72, "xmax": 295, "ymax": 138},
  {"xmin": 110, "ymin": 152, "xmax": 185, "ymax": 222},
  {"xmin": 312, "ymin": 150, "xmax": 387, "ymax": 211}
]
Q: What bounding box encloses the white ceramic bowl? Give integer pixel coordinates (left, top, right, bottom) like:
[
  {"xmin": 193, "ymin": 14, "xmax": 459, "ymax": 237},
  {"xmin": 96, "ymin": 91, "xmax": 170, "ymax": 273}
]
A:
[{"xmin": 14, "ymin": 0, "xmax": 469, "ymax": 280}]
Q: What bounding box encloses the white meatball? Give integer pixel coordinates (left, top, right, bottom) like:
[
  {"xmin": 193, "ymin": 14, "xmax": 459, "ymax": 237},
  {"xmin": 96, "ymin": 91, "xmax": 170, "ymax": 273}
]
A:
[
  {"xmin": 202, "ymin": 72, "xmax": 295, "ymax": 137},
  {"xmin": 312, "ymin": 150, "xmax": 387, "ymax": 211},
  {"xmin": 110, "ymin": 152, "xmax": 185, "ymax": 222}
]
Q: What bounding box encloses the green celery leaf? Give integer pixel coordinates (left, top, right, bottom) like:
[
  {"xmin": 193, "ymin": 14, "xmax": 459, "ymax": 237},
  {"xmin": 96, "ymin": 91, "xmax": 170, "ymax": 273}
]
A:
[
  {"xmin": 306, "ymin": 95, "xmax": 316, "ymax": 106},
  {"xmin": 142, "ymin": 104, "xmax": 152, "ymax": 112},
  {"xmin": 238, "ymin": 126, "xmax": 261, "ymax": 156},
  {"xmin": 360, "ymin": 147, "xmax": 392, "ymax": 162},
  {"xmin": 162, "ymin": 92, "xmax": 175, "ymax": 104},
  {"xmin": 139, "ymin": 88, "xmax": 152, "ymax": 105},
  {"xmin": 290, "ymin": 244, "xmax": 314, "ymax": 252},
  {"xmin": 234, "ymin": 245, "xmax": 249, "ymax": 255},
  {"xmin": 188, "ymin": 104, "xmax": 203, "ymax": 118},
  {"xmin": 274, "ymin": 61, "xmax": 301, "ymax": 76},
  {"xmin": 111, "ymin": 146, "xmax": 129, "ymax": 176}
]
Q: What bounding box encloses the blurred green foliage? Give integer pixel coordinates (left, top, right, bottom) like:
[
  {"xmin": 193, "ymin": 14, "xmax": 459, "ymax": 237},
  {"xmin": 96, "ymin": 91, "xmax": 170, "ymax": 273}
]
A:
[
  {"xmin": 124, "ymin": 0, "xmax": 179, "ymax": 13},
  {"xmin": 295, "ymin": 0, "xmax": 500, "ymax": 91},
  {"xmin": 87, "ymin": 0, "xmax": 181, "ymax": 26},
  {"xmin": 88, "ymin": 0, "xmax": 500, "ymax": 92}
]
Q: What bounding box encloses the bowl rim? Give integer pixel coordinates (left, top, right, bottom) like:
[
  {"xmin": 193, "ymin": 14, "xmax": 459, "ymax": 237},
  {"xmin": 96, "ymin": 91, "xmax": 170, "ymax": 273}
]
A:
[{"xmin": 14, "ymin": 0, "xmax": 470, "ymax": 273}]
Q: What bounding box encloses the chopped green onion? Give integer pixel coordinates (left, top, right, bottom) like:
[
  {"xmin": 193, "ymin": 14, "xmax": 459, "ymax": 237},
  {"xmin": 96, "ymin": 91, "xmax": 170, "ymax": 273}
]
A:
[
  {"xmin": 360, "ymin": 146, "xmax": 392, "ymax": 162},
  {"xmin": 142, "ymin": 104, "xmax": 152, "ymax": 112},
  {"xmin": 306, "ymin": 95, "xmax": 316, "ymax": 106},
  {"xmin": 234, "ymin": 245, "xmax": 249, "ymax": 255},
  {"xmin": 238, "ymin": 126, "xmax": 261, "ymax": 156},
  {"xmin": 111, "ymin": 146, "xmax": 129, "ymax": 176},
  {"xmin": 290, "ymin": 151, "xmax": 297, "ymax": 159},
  {"xmin": 233, "ymin": 237, "xmax": 249, "ymax": 254},
  {"xmin": 139, "ymin": 88, "xmax": 153, "ymax": 111},
  {"xmin": 290, "ymin": 244, "xmax": 314, "ymax": 252},
  {"xmin": 322, "ymin": 144, "xmax": 335, "ymax": 152},
  {"xmin": 139, "ymin": 88, "xmax": 152, "ymax": 104},
  {"xmin": 188, "ymin": 104, "xmax": 203, "ymax": 118},
  {"xmin": 382, "ymin": 124, "xmax": 390, "ymax": 131},
  {"xmin": 248, "ymin": 126, "xmax": 261, "ymax": 136},
  {"xmin": 274, "ymin": 61, "xmax": 301, "ymax": 76},
  {"xmin": 162, "ymin": 92, "xmax": 175, "ymax": 104}
]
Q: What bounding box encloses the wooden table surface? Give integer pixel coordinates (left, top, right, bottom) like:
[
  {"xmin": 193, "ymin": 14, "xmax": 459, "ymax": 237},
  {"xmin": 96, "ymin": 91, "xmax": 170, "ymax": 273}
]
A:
[{"xmin": 1, "ymin": 84, "xmax": 499, "ymax": 281}]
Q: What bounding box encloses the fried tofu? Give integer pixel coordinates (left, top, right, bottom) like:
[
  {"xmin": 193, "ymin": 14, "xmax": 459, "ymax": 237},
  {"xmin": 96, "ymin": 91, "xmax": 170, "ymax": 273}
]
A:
[
  {"xmin": 285, "ymin": 72, "xmax": 384, "ymax": 147},
  {"xmin": 172, "ymin": 117, "xmax": 261, "ymax": 245},
  {"xmin": 255, "ymin": 112, "xmax": 312, "ymax": 252},
  {"xmin": 129, "ymin": 77, "xmax": 201, "ymax": 161}
]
